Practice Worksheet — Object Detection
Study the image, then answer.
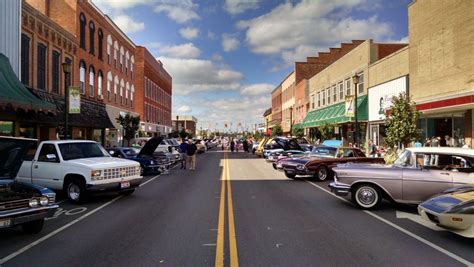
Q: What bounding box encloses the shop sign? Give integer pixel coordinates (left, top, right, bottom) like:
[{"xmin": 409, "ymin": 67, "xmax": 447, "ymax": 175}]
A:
[
  {"xmin": 68, "ymin": 87, "xmax": 81, "ymax": 114},
  {"xmin": 345, "ymin": 96, "xmax": 355, "ymax": 117},
  {"xmin": 368, "ymin": 76, "xmax": 407, "ymax": 121}
]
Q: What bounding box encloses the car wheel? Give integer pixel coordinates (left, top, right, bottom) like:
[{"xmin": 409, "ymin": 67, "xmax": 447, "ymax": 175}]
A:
[
  {"xmin": 120, "ymin": 189, "xmax": 135, "ymax": 196},
  {"xmin": 352, "ymin": 184, "xmax": 382, "ymax": 210},
  {"xmin": 314, "ymin": 166, "xmax": 330, "ymax": 181},
  {"xmin": 285, "ymin": 171, "xmax": 296, "ymax": 179},
  {"xmin": 22, "ymin": 219, "xmax": 44, "ymax": 234},
  {"xmin": 66, "ymin": 178, "xmax": 88, "ymax": 204}
]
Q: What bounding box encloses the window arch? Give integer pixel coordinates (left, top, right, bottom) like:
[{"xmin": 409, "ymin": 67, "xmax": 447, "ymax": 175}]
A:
[
  {"xmin": 89, "ymin": 65, "xmax": 95, "ymax": 97},
  {"xmin": 114, "ymin": 41, "xmax": 118, "ymax": 69},
  {"xmin": 125, "ymin": 51, "xmax": 130, "ymax": 76},
  {"xmin": 98, "ymin": 70, "xmax": 103, "ymax": 97},
  {"xmin": 98, "ymin": 29, "xmax": 103, "ymax": 60},
  {"xmin": 120, "ymin": 46, "xmax": 124, "ymax": 72},
  {"xmin": 126, "ymin": 82, "xmax": 130, "ymax": 106},
  {"xmin": 114, "ymin": 76, "xmax": 119, "ymax": 103},
  {"xmin": 79, "ymin": 60, "xmax": 86, "ymax": 94},
  {"xmin": 107, "ymin": 72, "xmax": 112, "ymax": 101},
  {"xmin": 120, "ymin": 79, "xmax": 124, "ymax": 105},
  {"xmin": 79, "ymin": 13, "xmax": 86, "ymax": 49},
  {"xmin": 89, "ymin": 21, "xmax": 95, "ymax": 55},
  {"xmin": 107, "ymin": 35, "xmax": 112, "ymax": 64}
]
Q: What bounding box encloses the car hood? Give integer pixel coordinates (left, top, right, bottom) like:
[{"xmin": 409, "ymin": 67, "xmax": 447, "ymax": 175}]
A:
[
  {"xmin": 0, "ymin": 137, "xmax": 37, "ymax": 179},
  {"xmin": 67, "ymin": 157, "xmax": 139, "ymax": 169},
  {"xmin": 0, "ymin": 179, "xmax": 42, "ymax": 202},
  {"xmin": 419, "ymin": 187, "xmax": 474, "ymax": 214},
  {"xmin": 138, "ymin": 136, "xmax": 164, "ymax": 158}
]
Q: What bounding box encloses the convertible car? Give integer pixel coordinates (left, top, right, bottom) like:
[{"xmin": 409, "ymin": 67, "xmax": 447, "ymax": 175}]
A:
[
  {"xmin": 277, "ymin": 146, "xmax": 384, "ymax": 181},
  {"xmin": 330, "ymin": 147, "xmax": 474, "ymax": 210},
  {"xmin": 418, "ymin": 184, "xmax": 473, "ymax": 238}
]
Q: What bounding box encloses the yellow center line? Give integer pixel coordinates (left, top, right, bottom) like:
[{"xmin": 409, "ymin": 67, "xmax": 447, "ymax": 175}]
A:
[
  {"xmin": 226, "ymin": 153, "xmax": 239, "ymax": 267},
  {"xmin": 215, "ymin": 152, "xmax": 226, "ymax": 267}
]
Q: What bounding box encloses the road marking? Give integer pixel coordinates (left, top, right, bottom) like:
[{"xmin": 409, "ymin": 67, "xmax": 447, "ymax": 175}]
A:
[
  {"xmin": 0, "ymin": 196, "xmax": 123, "ymax": 265},
  {"xmin": 396, "ymin": 211, "xmax": 445, "ymax": 231},
  {"xmin": 215, "ymin": 152, "xmax": 226, "ymax": 267},
  {"xmin": 304, "ymin": 180, "xmax": 474, "ymax": 266},
  {"xmin": 226, "ymin": 153, "xmax": 239, "ymax": 267},
  {"xmin": 139, "ymin": 173, "xmax": 161, "ymax": 187},
  {"xmin": 203, "ymin": 243, "xmax": 217, "ymax": 247}
]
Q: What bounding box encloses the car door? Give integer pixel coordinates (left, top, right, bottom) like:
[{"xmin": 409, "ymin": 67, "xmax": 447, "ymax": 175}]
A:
[
  {"xmin": 31, "ymin": 144, "xmax": 62, "ymax": 190},
  {"xmin": 402, "ymin": 153, "xmax": 453, "ymax": 203},
  {"xmin": 450, "ymin": 155, "xmax": 474, "ymax": 186}
]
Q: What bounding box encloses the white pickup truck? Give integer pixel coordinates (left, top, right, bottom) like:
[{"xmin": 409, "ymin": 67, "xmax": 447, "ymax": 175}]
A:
[{"xmin": 17, "ymin": 140, "xmax": 142, "ymax": 204}]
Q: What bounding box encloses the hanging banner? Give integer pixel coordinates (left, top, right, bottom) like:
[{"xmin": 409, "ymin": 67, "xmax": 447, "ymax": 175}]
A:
[
  {"xmin": 345, "ymin": 95, "xmax": 355, "ymax": 117},
  {"xmin": 68, "ymin": 87, "xmax": 81, "ymax": 114}
]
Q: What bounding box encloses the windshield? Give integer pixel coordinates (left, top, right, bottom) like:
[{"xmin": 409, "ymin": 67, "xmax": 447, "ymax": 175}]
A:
[
  {"xmin": 122, "ymin": 148, "xmax": 138, "ymax": 157},
  {"xmin": 59, "ymin": 142, "xmax": 109, "ymax": 160},
  {"xmin": 394, "ymin": 150, "xmax": 412, "ymax": 167},
  {"xmin": 310, "ymin": 147, "xmax": 337, "ymax": 157},
  {"xmin": 0, "ymin": 138, "xmax": 36, "ymax": 179}
]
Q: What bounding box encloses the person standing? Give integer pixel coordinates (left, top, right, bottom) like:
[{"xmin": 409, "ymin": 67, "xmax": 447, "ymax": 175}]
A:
[
  {"xmin": 243, "ymin": 139, "xmax": 248, "ymax": 154},
  {"xmin": 247, "ymin": 138, "xmax": 253, "ymax": 154},
  {"xmin": 179, "ymin": 138, "xmax": 188, "ymax": 169},
  {"xmin": 368, "ymin": 139, "xmax": 377, "ymax": 158},
  {"xmin": 186, "ymin": 139, "xmax": 198, "ymax": 170},
  {"xmin": 230, "ymin": 139, "xmax": 235, "ymax": 153}
]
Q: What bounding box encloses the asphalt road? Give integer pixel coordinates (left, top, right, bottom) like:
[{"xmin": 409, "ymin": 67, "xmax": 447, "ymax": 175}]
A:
[{"xmin": 0, "ymin": 150, "xmax": 473, "ymax": 266}]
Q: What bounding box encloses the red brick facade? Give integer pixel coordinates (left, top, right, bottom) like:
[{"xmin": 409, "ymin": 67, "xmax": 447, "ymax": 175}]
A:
[{"xmin": 271, "ymin": 85, "xmax": 282, "ymax": 127}]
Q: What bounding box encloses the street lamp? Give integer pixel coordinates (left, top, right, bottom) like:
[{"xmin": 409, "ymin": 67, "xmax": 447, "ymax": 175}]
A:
[
  {"xmin": 352, "ymin": 74, "xmax": 360, "ymax": 146},
  {"xmin": 62, "ymin": 61, "xmax": 72, "ymax": 139}
]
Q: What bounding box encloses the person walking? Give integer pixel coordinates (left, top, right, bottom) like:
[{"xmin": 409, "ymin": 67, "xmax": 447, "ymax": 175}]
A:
[
  {"xmin": 243, "ymin": 139, "xmax": 248, "ymax": 154},
  {"xmin": 247, "ymin": 139, "xmax": 253, "ymax": 154},
  {"xmin": 179, "ymin": 138, "xmax": 188, "ymax": 169},
  {"xmin": 230, "ymin": 139, "xmax": 235, "ymax": 153},
  {"xmin": 186, "ymin": 139, "xmax": 198, "ymax": 170}
]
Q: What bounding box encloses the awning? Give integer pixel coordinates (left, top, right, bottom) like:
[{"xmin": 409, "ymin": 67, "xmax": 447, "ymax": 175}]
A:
[
  {"xmin": 0, "ymin": 53, "xmax": 56, "ymax": 113},
  {"xmin": 302, "ymin": 95, "xmax": 368, "ymax": 128},
  {"xmin": 292, "ymin": 123, "xmax": 303, "ymax": 130}
]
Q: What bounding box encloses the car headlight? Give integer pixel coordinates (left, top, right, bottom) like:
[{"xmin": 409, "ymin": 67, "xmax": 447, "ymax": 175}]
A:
[
  {"xmin": 150, "ymin": 160, "xmax": 154, "ymax": 164},
  {"xmin": 296, "ymin": 164, "xmax": 306, "ymax": 171},
  {"xmin": 29, "ymin": 198, "xmax": 39, "ymax": 208},
  {"xmin": 39, "ymin": 196, "xmax": 49, "ymax": 206},
  {"xmin": 91, "ymin": 170, "xmax": 102, "ymax": 180},
  {"xmin": 43, "ymin": 192, "xmax": 56, "ymax": 204}
]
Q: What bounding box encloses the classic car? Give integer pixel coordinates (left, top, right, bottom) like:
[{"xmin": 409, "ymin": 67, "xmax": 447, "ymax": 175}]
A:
[
  {"xmin": 418, "ymin": 184, "xmax": 473, "ymax": 238},
  {"xmin": 330, "ymin": 147, "xmax": 474, "ymax": 210},
  {"xmin": 256, "ymin": 137, "xmax": 270, "ymax": 157},
  {"xmin": 278, "ymin": 146, "xmax": 384, "ymax": 181},
  {"xmin": 107, "ymin": 137, "xmax": 167, "ymax": 175},
  {"xmin": 263, "ymin": 137, "xmax": 307, "ymax": 159},
  {"xmin": 266, "ymin": 150, "xmax": 309, "ymax": 163},
  {"xmin": 1, "ymin": 137, "xmax": 58, "ymax": 233}
]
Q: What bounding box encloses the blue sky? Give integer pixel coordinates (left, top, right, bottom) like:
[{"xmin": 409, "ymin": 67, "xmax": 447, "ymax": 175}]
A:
[{"xmin": 93, "ymin": 0, "xmax": 409, "ymax": 131}]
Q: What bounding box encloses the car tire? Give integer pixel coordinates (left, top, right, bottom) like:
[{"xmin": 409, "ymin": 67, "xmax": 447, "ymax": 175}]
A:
[
  {"xmin": 285, "ymin": 171, "xmax": 296, "ymax": 179},
  {"xmin": 314, "ymin": 166, "xmax": 330, "ymax": 181},
  {"xmin": 66, "ymin": 178, "xmax": 89, "ymax": 204},
  {"xmin": 352, "ymin": 184, "xmax": 382, "ymax": 210},
  {"xmin": 21, "ymin": 219, "xmax": 44, "ymax": 234},
  {"xmin": 120, "ymin": 189, "xmax": 135, "ymax": 196}
]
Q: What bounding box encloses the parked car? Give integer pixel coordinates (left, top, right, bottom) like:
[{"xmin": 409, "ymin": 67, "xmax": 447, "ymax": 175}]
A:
[
  {"xmin": 265, "ymin": 137, "xmax": 309, "ymax": 161},
  {"xmin": 256, "ymin": 138, "xmax": 270, "ymax": 157},
  {"xmin": 278, "ymin": 146, "xmax": 384, "ymax": 181},
  {"xmin": 17, "ymin": 140, "xmax": 142, "ymax": 204},
  {"xmin": 0, "ymin": 137, "xmax": 58, "ymax": 233},
  {"xmin": 107, "ymin": 137, "xmax": 166, "ymax": 175},
  {"xmin": 418, "ymin": 184, "xmax": 473, "ymax": 238},
  {"xmin": 330, "ymin": 147, "xmax": 474, "ymax": 210}
]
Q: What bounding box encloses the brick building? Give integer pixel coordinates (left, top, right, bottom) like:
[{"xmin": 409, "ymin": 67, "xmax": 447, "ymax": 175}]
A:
[
  {"xmin": 135, "ymin": 46, "xmax": 172, "ymax": 137},
  {"xmin": 270, "ymin": 85, "xmax": 282, "ymax": 129},
  {"xmin": 172, "ymin": 115, "xmax": 198, "ymax": 136}
]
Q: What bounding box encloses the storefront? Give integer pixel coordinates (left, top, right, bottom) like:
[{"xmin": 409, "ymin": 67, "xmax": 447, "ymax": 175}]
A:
[
  {"xmin": 106, "ymin": 105, "xmax": 140, "ymax": 147},
  {"xmin": 368, "ymin": 76, "xmax": 407, "ymax": 148},
  {"xmin": 302, "ymin": 95, "xmax": 368, "ymax": 145}
]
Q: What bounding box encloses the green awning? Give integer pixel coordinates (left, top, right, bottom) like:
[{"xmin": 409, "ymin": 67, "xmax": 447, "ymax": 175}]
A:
[
  {"xmin": 292, "ymin": 123, "xmax": 303, "ymax": 130},
  {"xmin": 302, "ymin": 95, "xmax": 368, "ymax": 128},
  {"xmin": 0, "ymin": 53, "xmax": 55, "ymax": 112}
]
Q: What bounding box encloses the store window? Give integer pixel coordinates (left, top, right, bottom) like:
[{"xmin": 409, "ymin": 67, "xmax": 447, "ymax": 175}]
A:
[
  {"xmin": 0, "ymin": 121, "xmax": 13, "ymax": 136},
  {"xmin": 19, "ymin": 124, "xmax": 36, "ymax": 139}
]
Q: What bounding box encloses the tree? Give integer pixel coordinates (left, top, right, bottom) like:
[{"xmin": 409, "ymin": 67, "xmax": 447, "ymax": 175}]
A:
[
  {"xmin": 385, "ymin": 93, "xmax": 420, "ymax": 148},
  {"xmin": 292, "ymin": 127, "xmax": 304, "ymax": 138},
  {"xmin": 318, "ymin": 122, "xmax": 334, "ymax": 141},
  {"xmin": 272, "ymin": 124, "xmax": 283, "ymax": 137},
  {"xmin": 178, "ymin": 129, "xmax": 188, "ymax": 140},
  {"xmin": 116, "ymin": 114, "xmax": 140, "ymax": 147}
]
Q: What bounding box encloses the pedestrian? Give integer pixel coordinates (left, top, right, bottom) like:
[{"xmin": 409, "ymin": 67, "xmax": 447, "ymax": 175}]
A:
[
  {"xmin": 247, "ymin": 139, "xmax": 253, "ymax": 154},
  {"xmin": 243, "ymin": 139, "xmax": 248, "ymax": 154},
  {"xmin": 431, "ymin": 136, "xmax": 439, "ymax": 147},
  {"xmin": 230, "ymin": 139, "xmax": 235, "ymax": 153},
  {"xmin": 179, "ymin": 138, "xmax": 188, "ymax": 169},
  {"xmin": 424, "ymin": 138, "xmax": 431, "ymax": 147},
  {"xmin": 368, "ymin": 139, "xmax": 377, "ymax": 158},
  {"xmin": 186, "ymin": 139, "xmax": 198, "ymax": 170}
]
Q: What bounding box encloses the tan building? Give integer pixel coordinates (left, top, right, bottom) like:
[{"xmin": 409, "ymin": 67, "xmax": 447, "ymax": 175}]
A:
[
  {"xmin": 409, "ymin": 0, "xmax": 474, "ymax": 147},
  {"xmin": 263, "ymin": 108, "xmax": 272, "ymax": 133},
  {"xmin": 270, "ymin": 85, "xmax": 282, "ymax": 129},
  {"xmin": 367, "ymin": 46, "xmax": 409, "ymax": 148},
  {"xmin": 281, "ymin": 71, "xmax": 295, "ymax": 134},
  {"xmin": 304, "ymin": 40, "xmax": 406, "ymax": 145}
]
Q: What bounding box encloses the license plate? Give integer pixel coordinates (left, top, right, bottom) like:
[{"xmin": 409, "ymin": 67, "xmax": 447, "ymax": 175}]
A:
[
  {"xmin": 120, "ymin": 181, "xmax": 130, "ymax": 189},
  {"xmin": 0, "ymin": 219, "xmax": 11, "ymax": 228}
]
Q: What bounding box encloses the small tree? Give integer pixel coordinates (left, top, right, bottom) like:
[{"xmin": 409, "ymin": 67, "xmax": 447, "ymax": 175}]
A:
[
  {"xmin": 178, "ymin": 129, "xmax": 187, "ymax": 140},
  {"xmin": 116, "ymin": 114, "xmax": 140, "ymax": 147},
  {"xmin": 292, "ymin": 127, "xmax": 304, "ymax": 138},
  {"xmin": 385, "ymin": 93, "xmax": 420, "ymax": 148},
  {"xmin": 272, "ymin": 124, "xmax": 283, "ymax": 137},
  {"xmin": 318, "ymin": 123, "xmax": 334, "ymax": 141}
]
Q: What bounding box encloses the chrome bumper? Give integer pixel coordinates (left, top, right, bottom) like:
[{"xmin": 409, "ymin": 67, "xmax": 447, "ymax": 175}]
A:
[
  {"xmin": 329, "ymin": 181, "xmax": 351, "ymax": 197},
  {"xmin": 0, "ymin": 205, "xmax": 58, "ymax": 227}
]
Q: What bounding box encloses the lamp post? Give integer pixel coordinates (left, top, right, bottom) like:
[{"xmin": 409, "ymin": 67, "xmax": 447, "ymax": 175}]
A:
[
  {"xmin": 352, "ymin": 74, "xmax": 360, "ymax": 146},
  {"xmin": 62, "ymin": 61, "xmax": 72, "ymax": 139}
]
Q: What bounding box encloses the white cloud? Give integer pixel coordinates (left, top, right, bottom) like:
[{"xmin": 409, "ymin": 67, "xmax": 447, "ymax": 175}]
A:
[
  {"xmin": 207, "ymin": 31, "xmax": 217, "ymax": 40},
  {"xmin": 238, "ymin": 0, "xmax": 393, "ymax": 67},
  {"xmin": 158, "ymin": 57, "xmax": 243, "ymax": 95},
  {"xmin": 112, "ymin": 14, "xmax": 145, "ymax": 34},
  {"xmin": 386, "ymin": 36, "xmax": 409, "ymax": 44},
  {"xmin": 240, "ymin": 83, "xmax": 274, "ymax": 96},
  {"xmin": 224, "ymin": 0, "xmax": 261, "ymax": 15},
  {"xmin": 177, "ymin": 105, "xmax": 192, "ymax": 113},
  {"xmin": 211, "ymin": 53, "xmax": 223, "ymax": 61},
  {"xmin": 179, "ymin": 27, "xmax": 199, "ymax": 40},
  {"xmin": 150, "ymin": 43, "xmax": 201, "ymax": 58},
  {"xmin": 154, "ymin": 2, "xmax": 200, "ymax": 24},
  {"xmin": 222, "ymin": 34, "xmax": 240, "ymax": 52},
  {"xmin": 92, "ymin": 0, "xmax": 152, "ymax": 12}
]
